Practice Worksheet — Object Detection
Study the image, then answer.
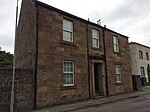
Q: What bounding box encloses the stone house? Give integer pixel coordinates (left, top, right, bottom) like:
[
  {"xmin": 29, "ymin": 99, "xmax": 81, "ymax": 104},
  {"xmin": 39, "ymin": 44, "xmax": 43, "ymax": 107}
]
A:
[
  {"xmin": 129, "ymin": 42, "xmax": 150, "ymax": 86},
  {"xmin": 15, "ymin": 0, "xmax": 133, "ymax": 109}
]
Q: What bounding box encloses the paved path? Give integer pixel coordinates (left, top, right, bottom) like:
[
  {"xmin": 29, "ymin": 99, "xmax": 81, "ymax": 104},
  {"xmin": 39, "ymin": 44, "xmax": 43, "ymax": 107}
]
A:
[{"xmin": 32, "ymin": 86, "xmax": 150, "ymax": 112}]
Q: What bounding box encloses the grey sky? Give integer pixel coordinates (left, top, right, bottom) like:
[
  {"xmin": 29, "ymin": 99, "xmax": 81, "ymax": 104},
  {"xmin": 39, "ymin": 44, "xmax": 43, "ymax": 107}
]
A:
[
  {"xmin": 0, "ymin": 0, "xmax": 150, "ymax": 53},
  {"xmin": 0, "ymin": 0, "xmax": 15, "ymax": 53}
]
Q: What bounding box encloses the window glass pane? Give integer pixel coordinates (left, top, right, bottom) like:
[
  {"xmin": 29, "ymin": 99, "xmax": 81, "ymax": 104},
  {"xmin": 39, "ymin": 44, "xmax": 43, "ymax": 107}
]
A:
[
  {"xmin": 69, "ymin": 63, "xmax": 73, "ymax": 71},
  {"xmin": 115, "ymin": 44, "xmax": 119, "ymax": 52},
  {"xmin": 115, "ymin": 65, "xmax": 120, "ymax": 74},
  {"xmin": 92, "ymin": 29, "xmax": 99, "ymax": 48},
  {"xmin": 64, "ymin": 62, "xmax": 72, "ymax": 72},
  {"xmin": 114, "ymin": 45, "xmax": 117, "ymax": 52},
  {"xmin": 63, "ymin": 20, "xmax": 67, "ymax": 30},
  {"xmin": 116, "ymin": 45, "xmax": 119, "ymax": 51},
  {"xmin": 68, "ymin": 73, "xmax": 73, "ymax": 84},
  {"xmin": 63, "ymin": 61, "xmax": 74, "ymax": 86},
  {"xmin": 63, "ymin": 31, "xmax": 72, "ymax": 42},
  {"xmin": 92, "ymin": 29, "xmax": 99, "ymax": 39},
  {"xmin": 113, "ymin": 36, "xmax": 119, "ymax": 52},
  {"xmin": 116, "ymin": 74, "xmax": 121, "ymax": 81},
  {"xmin": 63, "ymin": 19, "xmax": 73, "ymax": 32},
  {"xmin": 92, "ymin": 39, "xmax": 98, "ymax": 48},
  {"xmin": 113, "ymin": 36, "xmax": 116, "ymax": 44},
  {"xmin": 63, "ymin": 73, "xmax": 67, "ymax": 84},
  {"xmin": 63, "ymin": 73, "xmax": 73, "ymax": 85},
  {"xmin": 63, "ymin": 19, "xmax": 73, "ymax": 42},
  {"xmin": 64, "ymin": 62, "xmax": 67, "ymax": 72},
  {"xmin": 113, "ymin": 36, "xmax": 118, "ymax": 44},
  {"xmin": 92, "ymin": 29, "xmax": 95, "ymax": 38},
  {"xmin": 115, "ymin": 65, "xmax": 121, "ymax": 82}
]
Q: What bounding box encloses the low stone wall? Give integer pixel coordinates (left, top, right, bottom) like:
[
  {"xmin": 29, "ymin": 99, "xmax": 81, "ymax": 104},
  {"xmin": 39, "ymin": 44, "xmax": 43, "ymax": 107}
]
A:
[{"xmin": 0, "ymin": 68, "xmax": 33, "ymax": 112}]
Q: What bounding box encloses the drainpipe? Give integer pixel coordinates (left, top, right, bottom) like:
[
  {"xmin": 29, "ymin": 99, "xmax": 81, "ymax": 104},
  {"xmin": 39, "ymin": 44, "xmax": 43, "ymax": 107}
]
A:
[
  {"xmin": 10, "ymin": 0, "xmax": 19, "ymax": 112},
  {"xmin": 34, "ymin": 1, "xmax": 39, "ymax": 110},
  {"xmin": 103, "ymin": 25, "xmax": 109, "ymax": 97},
  {"xmin": 87, "ymin": 19, "xmax": 91, "ymax": 98}
]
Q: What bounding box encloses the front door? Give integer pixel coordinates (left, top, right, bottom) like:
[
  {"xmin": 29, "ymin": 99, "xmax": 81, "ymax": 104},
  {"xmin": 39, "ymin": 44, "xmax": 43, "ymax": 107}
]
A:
[{"xmin": 94, "ymin": 63, "xmax": 103, "ymax": 96}]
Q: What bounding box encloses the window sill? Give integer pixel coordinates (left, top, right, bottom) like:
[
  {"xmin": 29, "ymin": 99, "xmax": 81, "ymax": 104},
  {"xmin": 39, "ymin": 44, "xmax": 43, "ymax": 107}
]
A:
[
  {"xmin": 115, "ymin": 82, "xmax": 123, "ymax": 85},
  {"xmin": 60, "ymin": 85, "xmax": 77, "ymax": 90},
  {"xmin": 61, "ymin": 41, "xmax": 76, "ymax": 47},
  {"xmin": 113, "ymin": 51, "xmax": 121, "ymax": 56},
  {"xmin": 92, "ymin": 47, "xmax": 100, "ymax": 50},
  {"xmin": 91, "ymin": 46, "xmax": 102, "ymax": 51}
]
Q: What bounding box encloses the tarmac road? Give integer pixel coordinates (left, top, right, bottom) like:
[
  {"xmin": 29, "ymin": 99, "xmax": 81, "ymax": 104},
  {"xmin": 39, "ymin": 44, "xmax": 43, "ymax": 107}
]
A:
[
  {"xmin": 32, "ymin": 86, "xmax": 150, "ymax": 112},
  {"xmin": 70, "ymin": 94, "xmax": 150, "ymax": 112}
]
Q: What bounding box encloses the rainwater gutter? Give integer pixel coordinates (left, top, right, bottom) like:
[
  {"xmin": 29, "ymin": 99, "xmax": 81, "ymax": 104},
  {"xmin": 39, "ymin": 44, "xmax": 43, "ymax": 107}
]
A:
[
  {"xmin": 103, "ymin": 25, "xmax": 109, "ymax": 97},
  {"xmin": 34, "ymin": 1, "xmax": 39, "ymax": 109}
]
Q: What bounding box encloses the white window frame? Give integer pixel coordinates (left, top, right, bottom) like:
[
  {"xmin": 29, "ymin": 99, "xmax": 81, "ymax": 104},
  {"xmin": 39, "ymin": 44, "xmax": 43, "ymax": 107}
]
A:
[
  {"xmin": 115, "ymin": 65, "xmax": 121, "ymax": 83},
  {"xmin": 113, "ymin": 36, "xmax": 119, "ymax": 52},
  {"xmin": 92, "ymin": 29, "xmax": 99, "ymax": 48},
  {"xmin": 63, "ymin": 61, "xmax": 74, "ymax": 86},
  {"xmin": 63, "ymin": 19, "xmax": 73, "ymax": 42}
]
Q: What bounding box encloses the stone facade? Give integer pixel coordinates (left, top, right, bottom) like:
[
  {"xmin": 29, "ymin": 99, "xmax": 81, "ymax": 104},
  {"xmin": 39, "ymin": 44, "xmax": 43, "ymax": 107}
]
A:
[
  {"xmin": 105, "ymin": 30, "xmax": 133, "ymax": 95},
  {"xmin": 129, "ymin": 42, "xmax": 150, "ymax": 84},
  {"xmin": 15, "ymin": 0, "xmax": 36, "ymax": 69},
  {"xmin": 0, "ymin": 68, "xmax": 33, "ymax": 112},
  {"xmin": 36, "ymin": 5, "xmax": 89, "ymax": 107},
  {"xmin": 15, "ymin": 0, "xmax": 133, "ymax": 109}
]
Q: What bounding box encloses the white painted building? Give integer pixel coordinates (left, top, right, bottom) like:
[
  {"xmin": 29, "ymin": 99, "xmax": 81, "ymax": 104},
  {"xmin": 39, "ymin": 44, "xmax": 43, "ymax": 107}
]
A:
[{"xmin": 129, "ymin": 42, "xmax": 150, "ymax": 83}]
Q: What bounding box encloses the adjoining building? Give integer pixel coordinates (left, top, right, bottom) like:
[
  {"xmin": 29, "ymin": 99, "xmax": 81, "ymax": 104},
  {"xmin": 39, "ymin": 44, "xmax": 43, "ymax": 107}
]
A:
[
  {"xmin": 15, "ymin": 0, "xmax": 133, "ymax": 109},
  {"xmin": 129, "ymin": 42, "xmax": 150, "ymax": 87}
]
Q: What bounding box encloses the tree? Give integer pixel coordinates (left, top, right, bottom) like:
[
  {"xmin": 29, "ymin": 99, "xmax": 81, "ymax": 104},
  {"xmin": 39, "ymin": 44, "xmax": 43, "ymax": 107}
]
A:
[{"xmin": 0, "ymin": 49, "xmax": 13, "ymax": 67}]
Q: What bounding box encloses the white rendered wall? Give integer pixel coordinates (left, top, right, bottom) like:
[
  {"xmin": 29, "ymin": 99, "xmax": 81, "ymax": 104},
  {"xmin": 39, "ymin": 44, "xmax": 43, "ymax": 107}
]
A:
[{"xmin": 129, "ymin": 43, "xmax": 150, "ymax": 82}]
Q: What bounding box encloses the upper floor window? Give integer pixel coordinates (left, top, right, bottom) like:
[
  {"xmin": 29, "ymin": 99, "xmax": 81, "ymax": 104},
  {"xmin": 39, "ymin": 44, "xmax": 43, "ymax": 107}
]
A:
[
  {"xmin": 113, "ymin": 36, "xmax": 119, "ymax": 52},
  {"xmin": 63, "ymin": 61, "xmax": 74, "ymax": 86},
  {"xmin": 92, "ymin": 29, "xmax": 99, "ymax": 48},
  {"xmin": 115, "ymin": 65, "xmax": 121, "ymax": 83},
  {"xmin": 146, "ymin": 52, "xmax": 149, "ymax": 60},
  {"xmin": 63, "ymin": 19, "xmax": 73, "ymax": 42},
  {"xmin": 139, "ymin": 50, "xmax": 143, "ymax": 59}
]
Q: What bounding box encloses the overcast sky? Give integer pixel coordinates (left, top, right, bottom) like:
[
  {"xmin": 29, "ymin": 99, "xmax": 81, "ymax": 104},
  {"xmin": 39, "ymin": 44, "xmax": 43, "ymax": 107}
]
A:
[{"xmin": 0, "ymin": 0, "xmax": 150, "ymax": 53}]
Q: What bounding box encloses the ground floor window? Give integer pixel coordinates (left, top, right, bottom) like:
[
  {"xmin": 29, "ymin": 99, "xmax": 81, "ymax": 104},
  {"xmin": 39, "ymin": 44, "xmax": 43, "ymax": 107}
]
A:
[
  {"xmin": 115, "ymin": 65, "xmax": 121, "ymax": 83},
  {"xmin": 63, "ymin": 61, "xmax": 74, "ymax": 86},
  {"xmin": 140, "ymin": 67, "xmax": 145, "ymax": 77}
]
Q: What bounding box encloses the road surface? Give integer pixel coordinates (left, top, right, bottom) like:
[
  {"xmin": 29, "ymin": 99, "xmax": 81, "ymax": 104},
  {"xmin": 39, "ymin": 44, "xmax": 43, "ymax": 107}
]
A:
[{"xmin": 70, "ymin": 94, "xmax": 150, "ymax": 112}]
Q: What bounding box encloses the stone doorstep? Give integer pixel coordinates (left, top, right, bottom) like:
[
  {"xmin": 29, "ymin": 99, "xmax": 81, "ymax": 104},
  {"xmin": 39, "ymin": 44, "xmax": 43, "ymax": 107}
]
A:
[{"xmin": 32, "ymin": 89, "xmax": 150, "ymax": 112}]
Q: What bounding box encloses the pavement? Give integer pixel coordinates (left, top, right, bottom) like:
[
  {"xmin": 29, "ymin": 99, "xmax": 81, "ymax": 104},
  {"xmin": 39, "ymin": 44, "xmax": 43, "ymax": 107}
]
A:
[{"xmin": 32, "ymin": 86, "xmax": 150, "ymax": 112}]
